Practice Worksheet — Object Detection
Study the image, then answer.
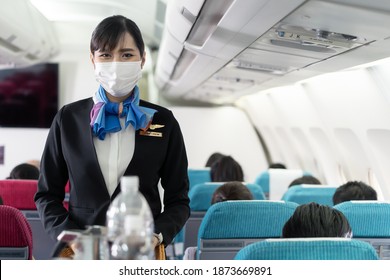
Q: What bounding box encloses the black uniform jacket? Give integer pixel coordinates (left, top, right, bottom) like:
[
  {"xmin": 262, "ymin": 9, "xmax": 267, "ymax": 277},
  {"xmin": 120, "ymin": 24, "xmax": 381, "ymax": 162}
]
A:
[{"xmin": 34, "ymin": 97, "xmax": 190, "ymax": 245}]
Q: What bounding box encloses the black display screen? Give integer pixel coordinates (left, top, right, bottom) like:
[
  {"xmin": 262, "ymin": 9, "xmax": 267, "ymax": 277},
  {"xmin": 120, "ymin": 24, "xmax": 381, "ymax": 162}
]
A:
[{"xmin": 0, "ymin": 63, "xmax": 58, "ymax": 128}]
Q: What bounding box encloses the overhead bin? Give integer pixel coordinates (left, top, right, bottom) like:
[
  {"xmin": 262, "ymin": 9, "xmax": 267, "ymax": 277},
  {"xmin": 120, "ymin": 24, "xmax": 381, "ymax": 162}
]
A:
[
  {"xmin": 164, "ymin": 0, "xmax": 205, "ymax": 43},
  {"xmin": 156, "ymin": 0, "xmax": 390, "ymax": 104},
  {"xmin": 154, "ymin": 30, "xmax": 184, "ymax": 89},
  {"xmin": 155, "ymin": 0, "xmax": 211, "ymax": 91},
  {"xmin": 160, "ymin": 50, "xmax": 228, "ymax": 100},
  {"xmin": 0, "ymin": 0, "xmax": 59, "ymax": 68},
  {"xmin": 155, "ymin": 0, "xmax": 306, "ymax": 99},
  {"xmin": 242, "ymin": 0, "xmax": 390, "ymax": 92}
]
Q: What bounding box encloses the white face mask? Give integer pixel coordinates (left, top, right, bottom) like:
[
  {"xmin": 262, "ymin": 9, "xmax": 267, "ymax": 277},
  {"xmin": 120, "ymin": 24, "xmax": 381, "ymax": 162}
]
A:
[{"xmin": 94, "ymin": 61, "xmax": 142, "ymax": 97}]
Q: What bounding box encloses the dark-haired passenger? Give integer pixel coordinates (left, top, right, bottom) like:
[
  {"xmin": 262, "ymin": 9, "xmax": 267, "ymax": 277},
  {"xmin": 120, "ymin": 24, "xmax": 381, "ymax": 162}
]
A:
[
  {"xmin": 333, "ymin": 181, "xmax": 377, "ymax": 205},
  {"xmin": 7, "ymin": 163, "xmax": 39, "ymax": 180},
  {"xmin": 211, "ymin": 181, "xmax": 253, "ymax": 204},
  {"xmin": 210, "ymin": 155, "xmax": 244, "ymax": 182},
  {"xmin": 184, "ymin": 181, "xmax": 253, "ymax": 260},
  {"xmin": 288, "ymin": 175, "xmax": 321, "ymax": 188},
  {"xmin": 282, "ymin": 202, "xmax": 352, "ymax": 238},
  {"xmin": 205, "ymin": 152, "xmax": 225, "ymax": 168}
]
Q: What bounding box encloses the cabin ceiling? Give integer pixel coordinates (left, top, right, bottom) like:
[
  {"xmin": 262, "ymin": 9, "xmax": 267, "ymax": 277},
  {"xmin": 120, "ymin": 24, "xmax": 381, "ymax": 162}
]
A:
[
  {"xmin": 29, "ymin": 0, "xmax": 165, "ymax": 49},
  {"xmin": 11, "ymin": 0, "xmax": 390, "ymax": 106},
  {"xmin": 154, "ymin": 0, "xmax": 390, "ymax": 105}
]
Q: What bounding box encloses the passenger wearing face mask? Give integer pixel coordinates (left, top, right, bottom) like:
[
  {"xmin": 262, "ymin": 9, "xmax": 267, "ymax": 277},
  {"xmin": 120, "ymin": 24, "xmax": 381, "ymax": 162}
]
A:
[{"xmin": 34, "ymin": 15, "xmax": 190, "ymax": 252}]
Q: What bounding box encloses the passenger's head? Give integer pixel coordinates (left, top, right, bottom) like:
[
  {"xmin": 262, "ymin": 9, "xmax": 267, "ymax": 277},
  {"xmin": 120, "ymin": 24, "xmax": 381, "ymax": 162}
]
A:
[
  {"xmin": 210, "ymin": 155, "xmax": 244, "ymax": 182},
  {"xmin": 205, "ymin": 152, "xmax": 225, "ymax": 167},
  {"xmin": 288, "ymin": 175, "xmax": 321, "ymax": 188},
  {"xmin": 269, "ymin": 163, "xmax": 286, "ymax": 169},
  {"xmin": 7, "ymin": 163, "xmax": 40, "ymax": 180},
  {"xmin": 282, "ymin": 202, "xmax": 352, "ymax": 238},
  {"xmin": 333, "ymin": 181, "xmax": 377, "ymax": 205},
  {"xmin": 211, "ymin": 182, "xmax": 253, "ymax": 204}
]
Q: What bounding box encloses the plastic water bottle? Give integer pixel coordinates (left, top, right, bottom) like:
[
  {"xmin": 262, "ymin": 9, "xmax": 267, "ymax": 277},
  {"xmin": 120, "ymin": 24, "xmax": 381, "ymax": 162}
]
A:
[{"xmin": 106, "ymin": 176, "xmax": 154, "ymax": 260}]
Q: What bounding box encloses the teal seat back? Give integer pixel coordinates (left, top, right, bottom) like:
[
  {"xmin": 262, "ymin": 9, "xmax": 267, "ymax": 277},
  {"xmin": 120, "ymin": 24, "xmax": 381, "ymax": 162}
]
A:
[
  {"xmin": 334, "ymin": 201, "xmax": 390, "ymax": 259},
  {"xmin": 197, "ymin": 200, "xmax": 298, "ymax": 259},
  {"xmin": 188, "ymin": 168, "xmax": 211, "ymax": 190},
  {"xmin": 189, "ymin": 182, "xmax": 266, "ymax": 211},
  {"xmin": 281, "ymin": 184, "xmax": 337, "ymax": 206},
  {"xmin": 183, "ymin": 183, "xmax": 265, "ymax": 253},
  {"xmin": 234, "ymin": 238, "xmax": 379, "ymax": 260},
  {"xmin": 334, "ymin": 201, "xmax": 390, "ymax": 237}
]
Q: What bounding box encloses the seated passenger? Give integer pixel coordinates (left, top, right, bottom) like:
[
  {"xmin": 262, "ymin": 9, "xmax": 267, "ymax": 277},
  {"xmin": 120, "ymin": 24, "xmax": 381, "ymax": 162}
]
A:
[
  {"xmin": 211, "ymin": 181, "xmax": 253, "ymax": 204},
  {"xmin": 288, "ymin": 175, "xmax": 321, "ymax": 188},
  {"xmin": 6, "ymin": 163, "xmax": 40, "ymax": 180},
  {"xmin": 0, "ymin": 195, "xmax": 3, "ymax": 205},
  {"xmin": 210, "ymin": 155, "xmax": 244, "ymax": 182},
  {"xmin": 205, "ymin": 152, "xmax": 225, "ymax": 167},
  {"xmin": 184, "ymin": 181, "xmax": 253, "ymax": 260},
  {"xmin": 333, "ymin": 181, "xmax": 377, "ymax": 205},
  {"xmin": 282, "ymin": 202, "xmax": 352, "ymax": 238}
]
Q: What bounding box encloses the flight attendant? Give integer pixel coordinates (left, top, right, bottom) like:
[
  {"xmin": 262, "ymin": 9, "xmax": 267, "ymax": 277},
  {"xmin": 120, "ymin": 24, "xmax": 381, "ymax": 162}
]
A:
[{"xmin": 35, "ymin": 15, "xmax": 190, "ymax": 249}]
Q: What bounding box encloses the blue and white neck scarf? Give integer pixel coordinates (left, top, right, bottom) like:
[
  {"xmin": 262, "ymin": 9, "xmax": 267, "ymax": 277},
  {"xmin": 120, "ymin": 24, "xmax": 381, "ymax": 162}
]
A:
[{"xmin": 90, "ymin": 85, "xmax": 157, "ymax": 140}]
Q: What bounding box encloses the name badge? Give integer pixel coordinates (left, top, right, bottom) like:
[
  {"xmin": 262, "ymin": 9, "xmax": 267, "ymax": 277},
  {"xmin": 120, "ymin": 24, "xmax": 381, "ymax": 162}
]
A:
[{"xmin": 140, "ymin": 131, "xmax": 163, "ymax": 137}]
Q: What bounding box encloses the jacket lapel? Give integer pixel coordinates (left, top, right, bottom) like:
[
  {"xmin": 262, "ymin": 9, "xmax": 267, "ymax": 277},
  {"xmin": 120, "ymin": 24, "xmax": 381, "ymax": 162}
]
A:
[{"xmin": 83, "ymin": 98, "xmax": 111, "ymax": 199}]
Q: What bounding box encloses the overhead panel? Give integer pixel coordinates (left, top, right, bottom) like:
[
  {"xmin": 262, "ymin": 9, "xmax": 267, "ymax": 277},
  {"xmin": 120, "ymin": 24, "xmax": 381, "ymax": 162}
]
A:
[
  {"xmin": 156, "ymin": 0, "xmax": 390, "ymax": 105},
  {"xmin": 154, "ymin": 0, "xmax": 205, "ymax": 91},
  {"xmin": 154, "ymin": 30, "xmax": 184, "ymax": 88},
  {"xmin": 155, "ymin": 0, "xmax": 307, "ymax": 101},
  {"xmin": 164, "ymin": 0, "xmax": 205, "ymax": 43},
  {"xmin": 225, "ymin": 0, "xmax": 375, "ymax": 94},
  {"xmin": 186, "ymin": 62, "xmax": 274, "ymax": 103},
  {"xmin": 196, "ymin": 0, "xmax": 390, "ymax": 104}
]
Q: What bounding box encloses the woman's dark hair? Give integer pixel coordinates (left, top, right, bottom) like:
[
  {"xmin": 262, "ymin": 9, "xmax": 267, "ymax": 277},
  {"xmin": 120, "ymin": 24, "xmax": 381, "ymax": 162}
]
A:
[
  {"xmin": 205, "ymin": 152, "xmax": 225, "ymax": 167},
  {"xmin": 90, "ymin": 15, "xmax": 145, "ymax": 56},
  {"xmin": 210, "ymin": 155, "xmax": 244, "ymax": 182},
  {"xmin": 333, "ymin": 181, "xmax": 377, "ymax": 205},
  {"xmin": 211, "ymin": 181, "xmax": 253, "ymax": 204},
  {"xmin": 282, "ymin": 202, "xmax": 352, "ymax": 238},
  {"xmin": 7, "ymin": 163, "xmax": 40, "ymax": 180},
  {"xmin": 288, "ymin": 175, "xmax": 321, "ymax": 188}
]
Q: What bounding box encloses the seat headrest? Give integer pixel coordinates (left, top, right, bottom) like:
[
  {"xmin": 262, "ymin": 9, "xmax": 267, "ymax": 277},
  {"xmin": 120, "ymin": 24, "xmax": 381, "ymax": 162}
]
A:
[
  {"xmin": 198, "ymin": 200, "xmax": 298, "ymax": 239},
  {"xmin": 189, "ymin": 182, "xmax": 265, "ymax": 211},
  {"xmin": 235, "ymin": 238, "xmax": 379, "ymax": 260},
  {"xmin": 281, "ymin": 184, "xmax": 337, "ymax": 206},
  {"xmin": 0, "ymin": 205, "xmax": 33, "ymax": 259},
  {"xmin": 188, "ymin": 168, "xmax": 211, "ymax": 189},
  {"xmin": 334, "ymin": 201, "xmax": 390, "ymax": 237},
  {"xmin": 0, "ymin": 180, "xmax": 37, "ymax": 210}
]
